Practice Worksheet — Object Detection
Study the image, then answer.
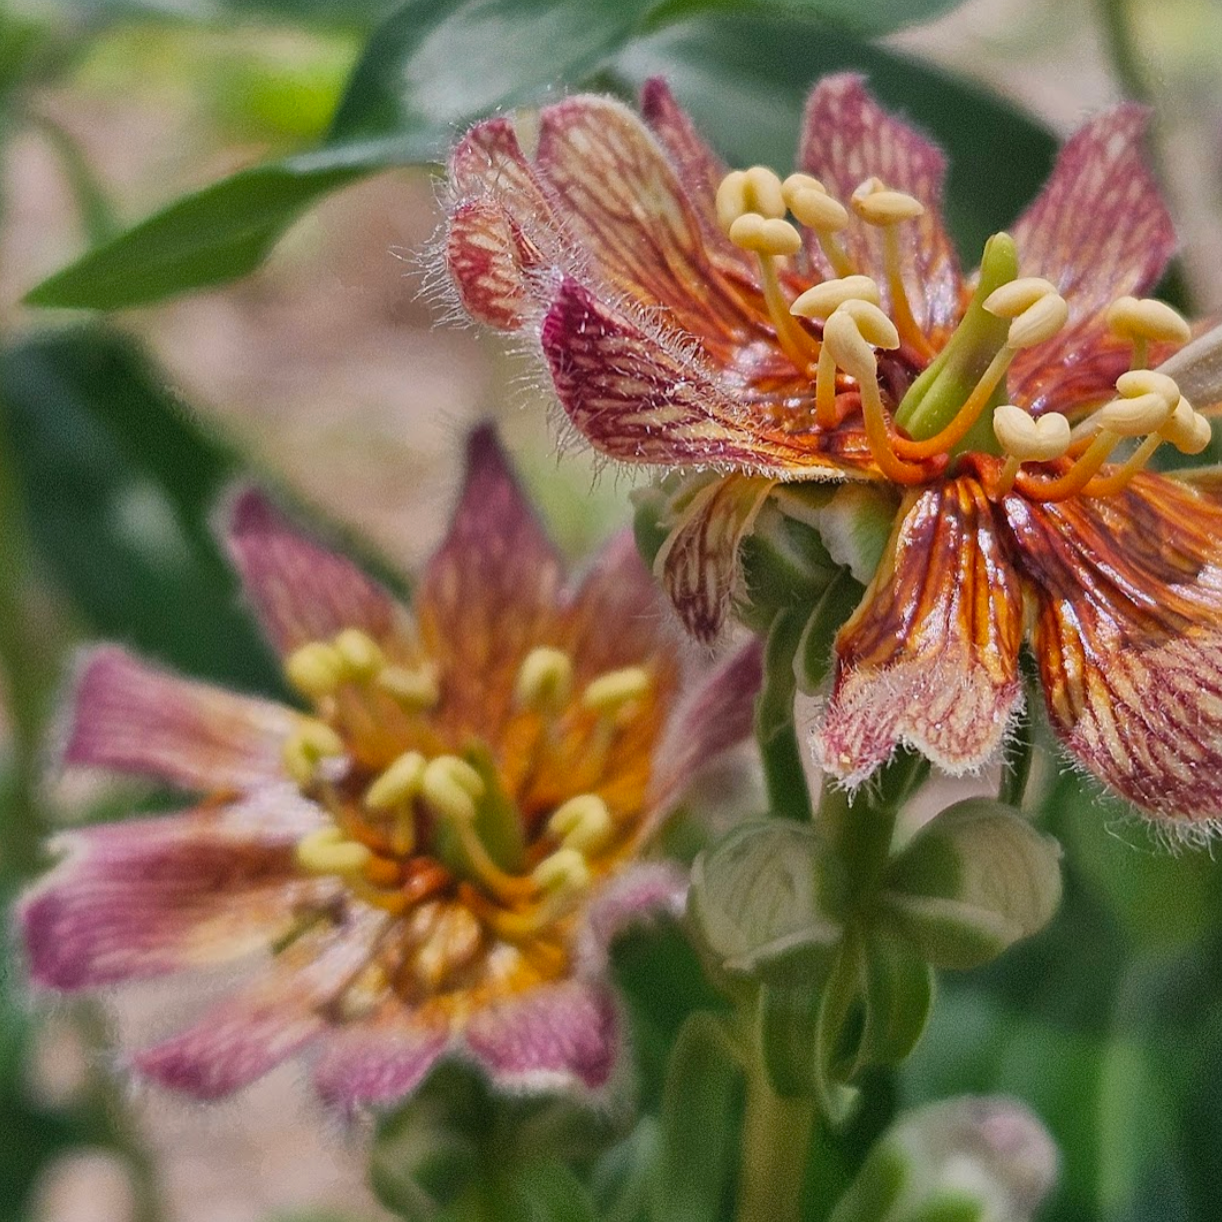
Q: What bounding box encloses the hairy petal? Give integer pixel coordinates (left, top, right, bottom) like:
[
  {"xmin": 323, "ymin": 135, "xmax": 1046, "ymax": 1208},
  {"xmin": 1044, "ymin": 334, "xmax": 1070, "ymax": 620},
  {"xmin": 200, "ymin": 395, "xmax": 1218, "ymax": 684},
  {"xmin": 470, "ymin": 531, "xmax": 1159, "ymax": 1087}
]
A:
[
  {"xmin": 1005, "ymin": 473, "xmax": 1222, "ymax": 822},
  {"xmin": 576, "ymin": 863, "xmax": 687, "ymax": 971},
  {"xmin": 313, "ymin": 1010, "xmax": 449, "ymax": 1109},
  {"xmin": 133, "ymin": 910, "xmax": 386, "ymax": 1099},
  {"xmin": 19, "ymin": 792, "xmax": 328, "ymax": 990},
  {"xmin": 62, "ymin": 646, "xmax": 295, "ymax": 791},
  {"xmin": 445, "ymin": 199, "xmax": 536, "ymax": 330},
  {"xmin": 654, "ymin": 475, "xmax": 775, "ymax": 642},
  {"xmin": 463, "ymin": 979, "xmax": 620, "ymax": 1094},
  {"xmin": 799, "ymin": 75, "xmax": 962, "ymax": 339},
  {"xmin": 225, "ymin": 488, "xmax": 401, "ymax": 656},
  {"xmin": 417, "ymin": 426, "xmax": 563, "ymax": 737},
  {"xmin": 540, "ymin": 277, "xmax": 866, "ymax": 476},
  {"xmin": 818, "ymin": 478, "xmax": 1024, "ymax": 784},
  {"xmin": 1009, "ymin": 105, "xmax": 1176, "ymax": 403}
]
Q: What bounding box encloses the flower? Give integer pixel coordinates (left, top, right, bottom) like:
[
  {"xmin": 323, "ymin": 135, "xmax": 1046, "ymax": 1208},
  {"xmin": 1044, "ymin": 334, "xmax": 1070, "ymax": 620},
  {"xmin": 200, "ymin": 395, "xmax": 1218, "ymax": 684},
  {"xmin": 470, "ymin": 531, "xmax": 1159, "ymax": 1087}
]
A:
[
  {"xmin": 444, "ymin": 75, "xmax": 1222, "ymax": 827},
  {"xmin": 18, "ymin": 427, "xmax": 761, "ymax": 1106}
]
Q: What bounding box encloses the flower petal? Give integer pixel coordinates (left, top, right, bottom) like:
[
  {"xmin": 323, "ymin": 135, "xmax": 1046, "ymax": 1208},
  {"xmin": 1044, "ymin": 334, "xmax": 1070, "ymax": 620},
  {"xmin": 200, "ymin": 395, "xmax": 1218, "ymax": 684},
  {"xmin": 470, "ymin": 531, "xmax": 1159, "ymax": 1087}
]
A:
[
  {"xmin": 540, "ymin": 276, "xmax": 872, "ymax": 477},
  {"xmin": 133, "ymin": 910, "xmax": 386, "ymax": 1099},
  {"xmin": 463, "ymin": 979, "xmax": 620, "ymax": 1094},
  {"xmin": 225, "ymin": 488, "xmax": 402, "ymax": 656},
  {"xmin": 649, "ymin": 638, "xmax": 763, "ymax": 812},
  {"xmin": 313, "ymin": 1010, "xmax": 449, "ymax": 1109},
  {"xmin": 61, "ymin": 646, "xmax": 295, "ymax": 791},
  {"xmin": 654, "ymin": 474, "xmax": 776, "ymax": 642},
  {"xmin": 417, "ymin": 426, "xmax": 564, "ymax": 736},
  {"xmin": 20, "ymin": 791, "xmax": 329, "ymax": 991},
  {"xmin": 1008, "ymin": 105, "xmax": 1176, "ymax": 403},
  {"xmin": 533, "ymin": 95, "xmax": 760, "ymax": 347},
  {"xmin": 576, "ymin": 862, "xmax": 687, "ymax": 972},
  {"xmin": 799, "ymin": 75, "xmax": 963, "ymax": 339},
  {"xmin": 817, "ymin": 478, "xmax": 1024, "ymax": 784},
  {"xmin": 445, "ymin": 198, "xmax": 536, "ymax": 330},
  {"xmin": 1005, "ymin": 473, "xmax": 1222, "ymax": 823}
]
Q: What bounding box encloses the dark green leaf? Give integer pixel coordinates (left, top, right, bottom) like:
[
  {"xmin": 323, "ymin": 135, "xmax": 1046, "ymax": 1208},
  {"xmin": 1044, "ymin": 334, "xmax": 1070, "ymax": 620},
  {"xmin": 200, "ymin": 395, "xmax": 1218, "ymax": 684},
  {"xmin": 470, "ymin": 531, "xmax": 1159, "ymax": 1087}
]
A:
[
  {"xmin": 757, "ymin": 605, "xmax": 814, "ymax": 821},
  {"xmin": 496, "ymin": 1161, "xmax": 599, "ymax": 1222},
  {"xmin": 856, "ymin": 937, "xmax": 935, "ymax": 1071},
  {"xmin": 589, "ymin": 1119, "xmax": 658, "ymax": 1222},
  {"xmin": 0, "ymin": 327, "xmax": 278, "ymax": 688},
  {"xmin": 716, "ymin": 0, "xmax": 965, "ymax": 38},
  {"xmin": 654, "ymin": 1013, "xmax": 742, "ymax": 1222}
]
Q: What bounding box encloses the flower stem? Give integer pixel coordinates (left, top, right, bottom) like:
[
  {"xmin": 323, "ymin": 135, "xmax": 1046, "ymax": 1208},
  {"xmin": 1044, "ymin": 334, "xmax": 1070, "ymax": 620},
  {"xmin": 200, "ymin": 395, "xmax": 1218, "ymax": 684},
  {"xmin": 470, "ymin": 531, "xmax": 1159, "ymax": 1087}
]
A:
[{"xmin": 736, "ymin": 1030, "xmax": 816, "ymax": 1222}]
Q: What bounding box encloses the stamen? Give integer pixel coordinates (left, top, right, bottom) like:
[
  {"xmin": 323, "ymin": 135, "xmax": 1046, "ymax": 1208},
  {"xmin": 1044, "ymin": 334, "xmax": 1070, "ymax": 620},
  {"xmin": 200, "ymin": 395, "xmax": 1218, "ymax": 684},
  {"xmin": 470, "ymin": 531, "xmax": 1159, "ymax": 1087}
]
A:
[
  {"xmin": 823, "ymin": 300, "xmax": 926, "ymax": 484},
  {"xmin": 420, "ymin": 755, "xmax": 485, "ymax": 824},
  {"xmin": 782, "ymin": 173, "xmax": 854, "ymax": 277},
  {"xmin": 716, "ymin": 166, "xmax": 787, "ymax": 231},
  {"xmin": 364, "ymin": 750, "xmax": 427, "ymax": 811},
  {"xmin": 332, "ymin": 628, "xmax": 384, "ymax": 680},
  {"xmin": 282, "ymin": 718, "xmax": 346, "ymax": 787},
  {"xmin": 582, "ymin": 666, "xmax": 650, "ymax": 716},
  {"xmin": 514, "ymin": 646, "xmax": 573, "ymax": 714},
  {"xmin": 377, "ymin": 663, "xmax": 440, "ymax": 711},
  {"xmin": 284, "ymin": 642, "xmax": 345, "ymax": 700},
  {"xmin": 1107, "ymin": 295, "xmax": 1191, "ymax": 370},
  {"xmin": 1082, "ymin": 396, "xmax": 1212, "ymax": 497},
  {"xmin": 296, "ymin": 826, "xmax": 372, "ymax": 877},
  {"xmin": 548, "ymin": 793, "xmax": 614, "ymax": 854},
  {"xmin": 991, "ymin": 405, "xmax": 1071, "ymax": 495},
  {"xmin": 791, "ymin": 276, "xmax": 883, "ymax": 428},
  {"xmin": 850, "ymin": 178, "xmax": 931, "ymax": 358}
]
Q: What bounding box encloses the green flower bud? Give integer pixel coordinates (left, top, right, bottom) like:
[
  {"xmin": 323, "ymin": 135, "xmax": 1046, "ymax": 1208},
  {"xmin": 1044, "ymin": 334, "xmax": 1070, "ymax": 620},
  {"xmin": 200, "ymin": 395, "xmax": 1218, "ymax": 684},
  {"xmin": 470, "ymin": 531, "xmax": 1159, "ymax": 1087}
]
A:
[{"xmin": 879, "ymin": 800, "xmax": 1063, "ymax": 970}]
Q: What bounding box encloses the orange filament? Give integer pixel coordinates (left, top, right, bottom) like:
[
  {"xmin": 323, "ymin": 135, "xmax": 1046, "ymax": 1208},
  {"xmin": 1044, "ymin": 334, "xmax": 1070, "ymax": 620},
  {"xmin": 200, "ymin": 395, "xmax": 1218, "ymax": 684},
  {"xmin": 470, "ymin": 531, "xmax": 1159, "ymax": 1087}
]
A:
[
  {"xmin": 1014, "ymin": 430, "xmax": 1118, "ymax": 502},
  {"xmin": 815, "ymin": 341, "xmax": 839, "ymax": 429},
  {"xmin": 858, "ymin": 376, "xmax": 930, "ymax": 485},
  {"xmin": 755, "ymin": 255, "xmax": 821, "ymax": 372}
]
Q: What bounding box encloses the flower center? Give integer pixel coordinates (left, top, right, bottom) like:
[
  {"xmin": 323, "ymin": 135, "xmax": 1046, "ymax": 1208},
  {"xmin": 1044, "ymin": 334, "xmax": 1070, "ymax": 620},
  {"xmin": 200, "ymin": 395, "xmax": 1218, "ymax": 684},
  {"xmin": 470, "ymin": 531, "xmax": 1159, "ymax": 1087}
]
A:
[
  {"xmin": 715, "ymin": 166, "xmax": 1208, "ymax": 500},
  {"xmin": 276, "ymin": 629, "xmax": 656, "ymax": 1006}
]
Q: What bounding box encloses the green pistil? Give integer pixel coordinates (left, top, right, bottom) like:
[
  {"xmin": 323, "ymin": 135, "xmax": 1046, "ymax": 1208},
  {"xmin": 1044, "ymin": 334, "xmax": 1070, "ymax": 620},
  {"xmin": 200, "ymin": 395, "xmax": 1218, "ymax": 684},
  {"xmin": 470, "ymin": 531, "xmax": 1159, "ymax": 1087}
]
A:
[
  {"xmin": 432, "ymin": 743, "xmax": 526, "ymax": 882},
  {"xmin": 893, "ymin": 232, "xmax": 1018, "ymax": 450}
]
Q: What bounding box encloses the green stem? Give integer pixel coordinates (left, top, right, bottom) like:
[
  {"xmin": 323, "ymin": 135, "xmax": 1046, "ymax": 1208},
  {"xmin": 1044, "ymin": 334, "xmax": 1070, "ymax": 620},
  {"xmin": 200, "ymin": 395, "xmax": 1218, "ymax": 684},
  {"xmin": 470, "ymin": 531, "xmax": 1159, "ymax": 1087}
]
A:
[
  {"xmin": 1095, "ymin": 0, "xmax": 1152, "ymax": 105},
  {"xmin": 736, "ymin": 1025, "xmax": 816, "ymax": 1222}
]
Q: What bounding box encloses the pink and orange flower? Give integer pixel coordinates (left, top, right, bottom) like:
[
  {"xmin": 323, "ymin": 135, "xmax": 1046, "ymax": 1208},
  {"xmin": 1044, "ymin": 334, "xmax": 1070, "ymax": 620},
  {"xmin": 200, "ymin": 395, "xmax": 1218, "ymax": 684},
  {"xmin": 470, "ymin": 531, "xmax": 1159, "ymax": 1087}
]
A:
[
  {"xmin": 444, "ymin": 74, "xmax": 1222, "ymax": 827},
  {"xmin": 19, "ymin": 428, "xmax": 760, "ymax": 1106}
]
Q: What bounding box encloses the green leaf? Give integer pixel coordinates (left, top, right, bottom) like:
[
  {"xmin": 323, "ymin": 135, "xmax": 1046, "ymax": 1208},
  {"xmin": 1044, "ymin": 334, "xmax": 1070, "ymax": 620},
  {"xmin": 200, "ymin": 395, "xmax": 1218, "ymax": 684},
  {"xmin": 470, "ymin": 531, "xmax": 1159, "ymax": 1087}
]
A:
[
  {"xmin": 495, "ymin": 1161, "xmax": 599, "ymax": 1222},
  {"xmin": 690, "ymin": 820, "xmax": 841, "ymax": 979},
  {"xmin": 612, "ymin": 12, "xmax": 1056, "ymax": 261},
  {"xmin": 590, "ymin": 1118, "xmax": 658, "ymax": 1222},
  {"xmin": 24, "ymin": 138, "xmax": 416, "ymax": 310},
  {"xmin": 756, "ymin": 604, "xmax": 815, "ymax": 821},
  {"xmin": 856, "ymin": 937, "xmax": 935, "ymax": 1071},
  {"xmin": 881, "ymin": 800, "xmax": 1063, "ymax": 971},
  {"xmin": 793, "ymin": 567, "xmax": 863, "ymax": 696},
  {"xmin": 733, "ymin": 0, "xmax": 966, "ymax": 38},
  {"xmin": 0, "ymin": 327, "xmax": 278, "ymax": 688},
  {"xmin": 654, "ymin": 1013, "xmax": 743, "ymax": 1222}
]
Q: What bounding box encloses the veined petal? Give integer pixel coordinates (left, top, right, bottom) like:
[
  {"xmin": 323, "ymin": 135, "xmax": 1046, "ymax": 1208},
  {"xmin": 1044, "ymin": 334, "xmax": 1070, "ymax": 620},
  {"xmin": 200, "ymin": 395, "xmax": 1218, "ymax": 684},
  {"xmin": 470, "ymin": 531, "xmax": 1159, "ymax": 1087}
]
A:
[
  {"xmin": 799, "ymin": 75, "xmax": 963, "ymax": 339},
  {"xmin": 445, "ymin": 199, "xmax": 537, "ymax": 331},
  {"xmin": 818, "ymin": 478, "xmax": 1024, "ymax": 784},
  {"xmin": 61, "ymin": 646, "xmax": 295, "ymax": 791},
  {"xmin": 649, "ymin": 638, "xmax": 763, "ymax": 814},
  {"xmin": 19, "ymin": 792, "xmax": 328, "ymax": 990},
  {"xmin": 225, "ymin": 488, "xmax": 402, "ymax": 656},
  {"xmin": 576, "ymin": 863, "xmax": 687, "ymax": 971},
  {"xmin": 654, "ymin": 475, "xmax": 776, "ymax": 642},
  {"xmin": 1009, "ymin": 105, "xmax": 1176, "ymax": 373},
  {"xmin": 540, "ymin": 276, "xmax": 872, "ymax": 477},
  {"xmin": 1005, "ymin": 473, "xmax": 1222, "ymax": 823},
  {"xmin": 134, "ymin": 910, "xmax": 387, "ymax": 1099},
  {"xmin": 534, "ymin": 95, "xmax": 760, "ymax": 348},
  {"xmin": 417, "ymin": 426, "xmax": 563, "ymax": 736},
  {"xmin": 313, "ymin": 1009, "xmax": 449, "ymax": 1109},
  {"xmin": 463, "ymin": 979, "xmax": 620, "ymax": 1094}
]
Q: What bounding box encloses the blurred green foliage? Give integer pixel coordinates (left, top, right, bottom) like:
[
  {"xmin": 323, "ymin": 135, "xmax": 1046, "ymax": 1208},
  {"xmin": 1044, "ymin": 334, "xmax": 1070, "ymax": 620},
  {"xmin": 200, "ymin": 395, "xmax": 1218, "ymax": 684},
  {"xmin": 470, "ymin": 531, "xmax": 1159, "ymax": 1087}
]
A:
[{"xmin": 2, "ymin": 0, "xmax": 1222, "ymax": 1220}]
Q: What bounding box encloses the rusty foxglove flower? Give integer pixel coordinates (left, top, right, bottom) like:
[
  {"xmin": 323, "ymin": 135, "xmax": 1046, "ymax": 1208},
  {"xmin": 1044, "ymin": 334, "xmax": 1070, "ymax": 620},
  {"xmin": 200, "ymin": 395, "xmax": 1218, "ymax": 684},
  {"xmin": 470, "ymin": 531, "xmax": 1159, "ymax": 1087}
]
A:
[
  {"xmin": 19, "ymin": 428, "xmax": 760, "ymax": 1106},
  {"xmin": 444, "ymin": 75, "xmax": 1222, "ymax": 827}
]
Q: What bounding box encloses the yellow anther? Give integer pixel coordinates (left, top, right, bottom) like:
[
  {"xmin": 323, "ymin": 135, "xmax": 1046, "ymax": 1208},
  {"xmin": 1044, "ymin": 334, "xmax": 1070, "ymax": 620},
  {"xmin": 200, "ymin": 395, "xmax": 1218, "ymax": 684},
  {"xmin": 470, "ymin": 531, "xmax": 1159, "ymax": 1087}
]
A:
[
  {"xmin": 364, "ymin": 750, "xmax": 427, "ymax": 811},
  {"xmin": 982, "ymin": 277, "xmax": 1059, "ymax": 319},
  {"xmin": 1162, "ymin": 397, "xmax": 1213, "ymax": 454},
  {"xmin": 782, "ymin": 173, "xmax": 849, "ymax": 231},
  {"xmin": 548, "ymin": 794, "xmax": 614, "ymax": 854},
  {"xmin": 332, "ymin": 628, "xmax": 384, "ymax": 679},
  {"xmin": 715, "ymin": 166, "xmax": 786, "ymax": 232},
  {"xmin": 728, "ymin": 213, "xmax": 802, "ymax": 257},
  {"xmin": 1005, "ymin": 293, "xmax": 1069, "ymax": 350},
  {"xmin": 1115, "ymin": 368, "xmax": 1181, "ymax": 409},
  {"xmin": 421, "ymin": 755, "xmax": 485, "ymax": 824},
  {"xmin": 790, "ymin": 275, "xmax": 882, "ymax": 320},
  {"xmin": 850, "ymin": 177, "xmax": 925, "ymax": 225},
  {"xmin": 514, "ymin": 646, "xmax": 573, "ymax": 714},
  {"xmin": 1097, "ymin": 393, "xmax": 1175, "ymax": 437},
  {"xmin": 377, "ymin": 663, "xmax": 440, "ymax": 711},
  {"xmin": 532, "ymin": 847, "xmax": 592, "ymax": 894},
  {"xmin": 295, "ymin": 826, "xmax": 372, "ymax": 877},
  {"xmin": 823, "ymin": 301, "xmax": 898, "ymax": 383},
  {"xmin": 992, "ymin": 405, "xmax": 1071, "ymax": 462},
  {"xmin": 582, "ymin": 666, "xmax": 650, "ymax": 715},
  {"xmin": 1106, "ymin": 296, "xmax": 1191, "ymax": 345},
  {"xmin": 284, "ymin": 642, "xmax": 345, "ymax": 699},
  {"xmin": 282, "ymin": 718, "xmax": 345, "ymax": 786}
]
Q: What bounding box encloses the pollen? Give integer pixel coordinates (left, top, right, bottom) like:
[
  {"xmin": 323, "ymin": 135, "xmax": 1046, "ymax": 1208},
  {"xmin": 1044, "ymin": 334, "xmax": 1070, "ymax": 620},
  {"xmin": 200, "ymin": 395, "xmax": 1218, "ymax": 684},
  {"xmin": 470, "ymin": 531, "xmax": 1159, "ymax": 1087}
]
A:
[
  {"xmin": 281, "ymin": 717, "xmax": 345, "ymax": 786},
  {"xmin": 295, "ymin": 826, "xmax": 373, "ymax": 878},
  {"xmin": 333, "ymin": 628, "xmax": 384, "ymax": 679},
  {"xmin": 548, "ymin": 793, "xmax": 614, "ymax": 854},
  {"xmin": 582, "ymin": 666, "xmax": 651, "ymax": 715},
  {"xmin": 514, "ymin": 646, "xmax": 573, "ymax": 714},
  {"xmin": 421, "ymin": 755, "xmax": 485, "ymax": 824},
  {"xmin": 377, "ymin": 663, "xmax": 441, "ymax": 711},
  {"xmin": 284, "ymin": 641, "xmax": 345, "ymax": 699},
  {"xmin": 850, "ymin": 177, "xmax": 925, "ymax": 226},
  {"xmin": 364, "ymin": 750, "xmax": 428, "ymax": 811},
  {"xmin": 728, "ymin": 213, "xmax": 802, "ymax": 258}
]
